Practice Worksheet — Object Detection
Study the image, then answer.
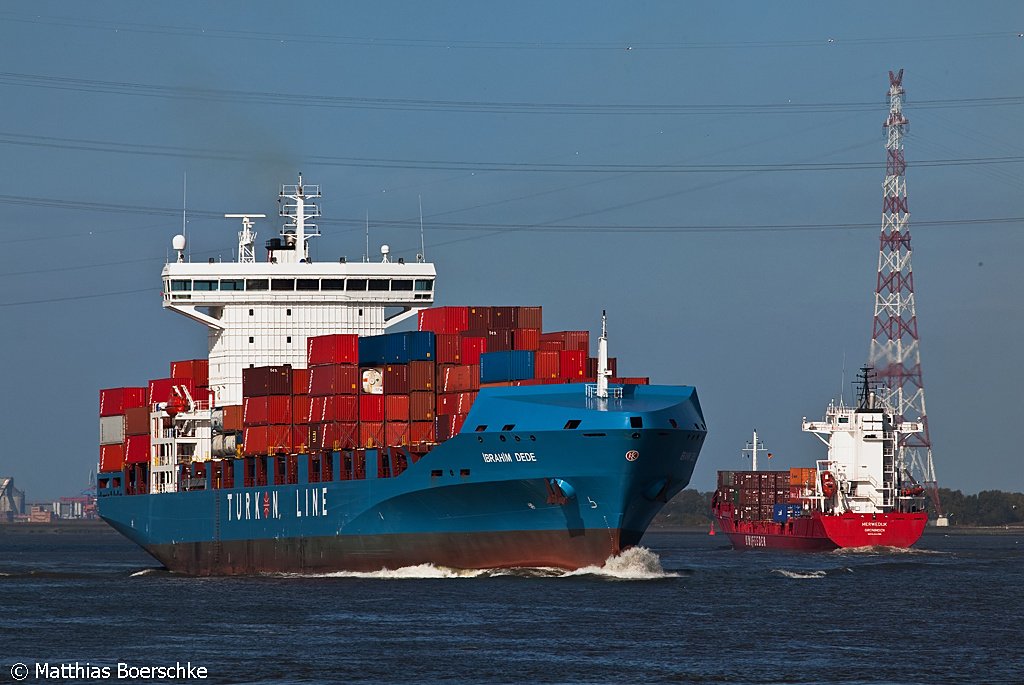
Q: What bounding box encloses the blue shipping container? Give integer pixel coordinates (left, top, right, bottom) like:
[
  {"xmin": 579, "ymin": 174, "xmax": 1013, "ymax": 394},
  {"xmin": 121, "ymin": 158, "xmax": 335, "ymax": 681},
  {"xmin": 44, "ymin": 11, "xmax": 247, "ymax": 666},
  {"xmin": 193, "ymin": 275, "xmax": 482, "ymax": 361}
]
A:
[
  {"xmin": 358, "ymin": 335, "xmax": 388, "ymax": 365},
  {"xmin": 772, "ymin": 503, "xmax": 790, "ymax": 523},
  {"xmin": 480, "ymin": 350, "xmax": 535, "ymax": 383},
  {"xmin": 382, "ymin": 331, "xmax": 436, "ymax": 363}
]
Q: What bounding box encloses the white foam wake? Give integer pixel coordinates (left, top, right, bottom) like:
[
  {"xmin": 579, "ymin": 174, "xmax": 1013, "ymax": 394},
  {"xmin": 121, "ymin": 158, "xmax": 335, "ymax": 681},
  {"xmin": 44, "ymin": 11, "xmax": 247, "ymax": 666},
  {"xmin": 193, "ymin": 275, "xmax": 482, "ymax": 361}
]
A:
[
  {"xmin": 129, "ymin": 568, "xmax": 164, "ymax": 577},
  {"xmin": 561, "ymin": 546, "xmax": 677, "ymax": 581},
  {"xmin": 772, "ymin": 569, "xmax": 828, "ymax": 579},
  {"xmin": 278, "ymin": 546, "xmax": 675, "ymax": 581},
  {"xmin": 831, "ymin": 545, "xmax": 945, "ymax": 556}
]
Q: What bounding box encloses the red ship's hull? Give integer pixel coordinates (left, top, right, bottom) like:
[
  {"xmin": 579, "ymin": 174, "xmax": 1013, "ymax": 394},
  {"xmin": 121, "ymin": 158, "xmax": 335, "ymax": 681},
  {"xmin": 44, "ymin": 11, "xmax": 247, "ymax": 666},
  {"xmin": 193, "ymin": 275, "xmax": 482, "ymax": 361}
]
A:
[{"xmin": 713, "ymin": 509, "xmax": 927, "ymax": 551}]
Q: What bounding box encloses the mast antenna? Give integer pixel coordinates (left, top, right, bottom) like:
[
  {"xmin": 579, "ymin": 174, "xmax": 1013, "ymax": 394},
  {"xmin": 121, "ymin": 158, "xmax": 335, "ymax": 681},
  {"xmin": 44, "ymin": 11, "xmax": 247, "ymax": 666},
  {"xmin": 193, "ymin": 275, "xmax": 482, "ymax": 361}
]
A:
[
  {"xmin": 418, "ymin": 195, "xmax": 426, "ymax": 262},
  {"xmin": 182, "ymin": 171, "xmax": 188, "ymax": 261},
  {"xmin": 364, "ymin": 211, "xmax": 370, "ymax": 263}
]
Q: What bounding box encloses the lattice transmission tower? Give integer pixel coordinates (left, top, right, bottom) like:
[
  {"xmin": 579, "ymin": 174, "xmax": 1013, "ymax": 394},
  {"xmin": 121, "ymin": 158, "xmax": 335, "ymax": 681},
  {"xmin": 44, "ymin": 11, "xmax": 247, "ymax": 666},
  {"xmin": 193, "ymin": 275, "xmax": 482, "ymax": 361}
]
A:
[{"xmin": 867, "ymin": 69, "xmax": 945, "ymax": 522}]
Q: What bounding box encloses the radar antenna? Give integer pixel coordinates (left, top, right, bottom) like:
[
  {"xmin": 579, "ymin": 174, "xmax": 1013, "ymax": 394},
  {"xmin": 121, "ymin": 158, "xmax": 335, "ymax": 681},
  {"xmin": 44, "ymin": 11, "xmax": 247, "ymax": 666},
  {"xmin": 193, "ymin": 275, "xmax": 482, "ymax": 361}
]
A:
[{"xmin": 225, "ymin": 214, "xmax": 266, "ymax": 264}]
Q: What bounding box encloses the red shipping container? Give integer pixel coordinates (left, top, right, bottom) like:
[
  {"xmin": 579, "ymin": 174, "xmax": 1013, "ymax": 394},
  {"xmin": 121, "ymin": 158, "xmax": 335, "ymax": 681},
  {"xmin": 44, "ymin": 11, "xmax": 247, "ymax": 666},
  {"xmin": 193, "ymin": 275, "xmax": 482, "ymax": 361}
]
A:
[
  {"xmin": 124, "ymin": 435, "xmax": 150, "ymax": 464},
  {"xmin": 559, "ymin": 350, "xmax": 587, "ymax": 378},
  {"xmin": 223, "ymin": 405, "xmax": 243, "ymax": 431},
  {"xmin": 170, "ymin": 359, "xmax": 209, "ymax": 387},
  {"xmin": 541, "ymin": 331, "xmax": 590, "ymax": 353},
  {"xmin": 308, "ymin": 364, "xmax": 360, "ymax": 396},
  {"xmin": 359, "ymin": 421, "xmax": 385, "ymax": 448},
  {"xmin": 292, "ymin": 368, "xmax": 310, "ymax": 396},
  {"xmin": 435, "ymin": 413, "xmax": 469, "ymax": 441},
  {"xmin": 437, "ymin": 391, "xmax": 477, "ymax": 415},
  {"xmin": 437, "ymin": 364, "xmax": 475, "ymax": 392},
  {"xmin": 383, "ymin": 364, "xmax": 410, "ymax": 394},
  {"xmin": 385, "ymin": 394, "xmax": 410, "ymax": 422},
  {"xmin": 410, "ymin": 421, "xmax": 435, "ymax": 444},
  {"xmin": 243, "ymin": 425, "xmax": 293, "ymax": 456},
  {"xmin": 410, "ymin": 391, "xmax": 436, "ymax": 422},
  {"xmin": 516, "ymin": 306, "xmax": 543, "ymax": 329},
  {"xmin": 124, "ymin": 406, "xmax": 150, "ymax": 436},
  {"xmin": 100, "ymin": 387, "xmax": 147, "ymax": 417},
  {"xmin": 418, "ymin": 306, "xmax": 469, "ymax": 335},
  {"xmin": 308, "ymin": 395, "xmax": 359, "ymax": 423},
  {"xmin": 434, "ymin": 334, "xmax": 462, "ymax": 364},
  {"xmin": 309, "ymin": 422, "xmax": 358, "ymax": 451},
  {"xmin": 461, "ymin": 336, "xmax": 487, "ymax": 365},
  {"xmin": 307, "ymin": 333, "xmax": 359, "ymax": 366},
  {"xmin": 539, "ymin": 340, "xmax": 564, "ymax": 352},
  {"xmin": 513, "ymin": 328, "xmax": 540, "ymax": 351},
  {"xmin": 485, "ymin": 329, "xmax": 513, "ymax": 352},
  {"xmin": 243, "ymin": 396, "xmax": 292, "ymax": 426},
  {"xmin": 99, "ymin": 443, "xmax": 125, "ymax": 472},
  {"xmin": 242, "ymin": 365, "xmax": 292, "ymax": 397},
  {"xmin": 586, "ymin": 356, "xmax": 618, "ymax": 378},
  {"xmin": 467, "ymin": 306, "xmax": 492, "ymax": 329},
  {"xmin": 534, "ymin": 350, "xmax": 560, "ymax": 379},
  {"xmin": 292, "ymin": 425, "xmax": 310, "ymax": 453},
  {"xmin": 491, "ymin": 306, "xmax": 517, "ymax": 329},
  {"xmin": 408, "ymin": 360, "xmax": 435, "ymax": 392},
  {"xmin": 149, "ymin": 377, "xmax": 197, "ymax": 405},
  {"xmin": 292, "ymin": 395, "xmax": 312, "ymax": 424},
  {"xmin": 386, "ymin": 422, "xmax": 410, "ymax": 447},
  {"xmin": 359, "ymin": 394, "xmax": 385, "ymax": 422}
]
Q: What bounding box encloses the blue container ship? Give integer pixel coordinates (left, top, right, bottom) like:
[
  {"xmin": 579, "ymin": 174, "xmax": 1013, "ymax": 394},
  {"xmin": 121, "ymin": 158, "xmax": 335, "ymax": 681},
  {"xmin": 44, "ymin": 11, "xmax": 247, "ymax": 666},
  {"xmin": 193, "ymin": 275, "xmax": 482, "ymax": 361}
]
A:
[{"xmin": 96, "ymin": 176, "xmax": 706, "ymax": 575}]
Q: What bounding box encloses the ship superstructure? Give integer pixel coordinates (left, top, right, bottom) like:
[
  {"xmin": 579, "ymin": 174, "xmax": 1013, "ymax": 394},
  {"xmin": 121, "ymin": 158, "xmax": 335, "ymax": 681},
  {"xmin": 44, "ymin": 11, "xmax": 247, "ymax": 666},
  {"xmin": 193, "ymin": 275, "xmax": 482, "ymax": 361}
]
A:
[{"xmin": 163, "ymin": 175, "xmax": 435, "ymax": 407}]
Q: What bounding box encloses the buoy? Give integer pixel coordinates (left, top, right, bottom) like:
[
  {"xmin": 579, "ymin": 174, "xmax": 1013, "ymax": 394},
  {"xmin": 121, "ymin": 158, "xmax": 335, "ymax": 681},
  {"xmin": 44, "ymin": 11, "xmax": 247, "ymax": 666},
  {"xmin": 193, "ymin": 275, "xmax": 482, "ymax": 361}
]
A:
[{"xmin": 708, "ymin": 522, "xmax": 716, "ymax": 536}]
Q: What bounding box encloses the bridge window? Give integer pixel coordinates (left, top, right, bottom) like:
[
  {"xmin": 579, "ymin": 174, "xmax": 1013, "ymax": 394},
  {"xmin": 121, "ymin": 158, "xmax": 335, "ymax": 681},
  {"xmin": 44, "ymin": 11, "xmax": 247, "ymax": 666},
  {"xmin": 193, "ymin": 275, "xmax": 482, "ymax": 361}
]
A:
[
  {"xmin": 322, "ymin": 279, "xmax": 345, "ymax": 291},
  {"xmin": 193, "ymin": 280, "xmax": 218, "ymax": 291},
  {"xmin": 297, "ymin": 279, "xmax": 319, "ymax": 291},
  {"xmin": 368, "ymin": 279, "xmax": 389, "ymax": 291},
  {"xmin": 246, "ymin": 279, "xmax": 268, "ymax": 291},
  {"xmin": 563, "ymin": 420, "xmax": 581, "ymax": 430},
  {"xmin": 221, "ymin": 279, "xmax": 244, "ymax": 291},
  {"xmin": 414, "ymin": 279, "xmax": 433, "ymax": 291},
  {"xmin": 391, "ymin": 279, "xmax": 414, "ymax": 291},
  {"xmin": 630, "ymin": 416, "xmax": 643, "ymax": 429},
  {"xmin": 170, "ymin": 279, "xmax": 191, "ymax": 292},
  {"xmin": 271, "ymin": 279, "xmax": 295, "ymax": 291},
  {"xmin": 347, "ymin": 279, "xmax": 367, "ymax": 291}
]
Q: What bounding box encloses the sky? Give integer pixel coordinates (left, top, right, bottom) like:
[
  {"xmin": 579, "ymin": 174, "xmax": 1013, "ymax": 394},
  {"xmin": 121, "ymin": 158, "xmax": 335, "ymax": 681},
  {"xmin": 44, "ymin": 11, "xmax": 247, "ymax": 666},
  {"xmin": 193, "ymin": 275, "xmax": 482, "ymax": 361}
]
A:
[{"xmin": 0, "ymin": 2, "xmax": 1021, "ymax": 503}]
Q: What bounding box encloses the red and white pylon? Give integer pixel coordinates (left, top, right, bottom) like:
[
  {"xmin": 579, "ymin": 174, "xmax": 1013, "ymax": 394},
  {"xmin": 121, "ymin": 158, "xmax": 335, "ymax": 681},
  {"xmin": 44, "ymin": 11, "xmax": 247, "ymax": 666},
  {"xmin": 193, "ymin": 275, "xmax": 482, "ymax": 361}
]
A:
[{"xmin": 867, "ymin": 69, "xmax": 945, "ymax": 523}]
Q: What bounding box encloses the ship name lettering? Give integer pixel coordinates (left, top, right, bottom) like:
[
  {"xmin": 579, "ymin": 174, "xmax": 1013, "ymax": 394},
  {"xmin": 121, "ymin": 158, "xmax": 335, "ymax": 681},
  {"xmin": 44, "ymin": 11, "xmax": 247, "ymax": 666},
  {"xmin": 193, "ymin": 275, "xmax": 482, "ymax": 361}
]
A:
[
  {"xmin": 296, "ymin": 487, "xmax": 328, "ymax": 518},
  {"xmin": 862, "ymin": 521, "xmax": 888, "ymax": 527},
  {"xmin": 744, "ymin": 535, "xmax": 767, "ymax": 548},
  {"xmin": 226, "ymin": 490, "xmax": 283, "ymax": 522},
  {"xmin": 481, "ymin": 452, "xmax": 513, "ymax": 463}
]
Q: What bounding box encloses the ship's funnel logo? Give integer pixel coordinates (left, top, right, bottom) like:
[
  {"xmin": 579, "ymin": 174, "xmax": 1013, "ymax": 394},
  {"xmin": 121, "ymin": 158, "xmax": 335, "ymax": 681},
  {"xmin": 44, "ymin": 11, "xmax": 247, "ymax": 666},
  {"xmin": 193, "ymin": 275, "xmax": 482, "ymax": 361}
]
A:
[{"xmin": 625, "ymin": 450, "xmax": 640, "ymax": 462}]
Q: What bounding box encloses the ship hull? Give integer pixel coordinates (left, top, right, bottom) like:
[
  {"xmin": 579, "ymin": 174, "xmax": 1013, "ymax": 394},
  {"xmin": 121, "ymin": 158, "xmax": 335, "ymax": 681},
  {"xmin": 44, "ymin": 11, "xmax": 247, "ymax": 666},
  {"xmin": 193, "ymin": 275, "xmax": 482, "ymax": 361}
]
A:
[
  {"xmin": 99, "ymin": 384, "xmax": 705, "ymax": 575},
  {"xmin": 713, "ymin": 509, "xmax": 928, "ymax": 551}
]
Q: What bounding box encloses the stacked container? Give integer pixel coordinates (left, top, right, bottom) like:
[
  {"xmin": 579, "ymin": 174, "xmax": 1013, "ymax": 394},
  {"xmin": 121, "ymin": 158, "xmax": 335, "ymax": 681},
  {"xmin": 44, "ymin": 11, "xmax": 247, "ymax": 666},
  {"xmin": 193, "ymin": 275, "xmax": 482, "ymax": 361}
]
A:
[
  {"xmin": 242, "ymin": 365, "xmax": 297, "ymax": 456},
  {"xmin": 307, "ymin": 334, "xmax": 360, "ymax": 451},
  {"xmin": 98, "ymin": 387, "xmax": 147, "ymax": 472}
]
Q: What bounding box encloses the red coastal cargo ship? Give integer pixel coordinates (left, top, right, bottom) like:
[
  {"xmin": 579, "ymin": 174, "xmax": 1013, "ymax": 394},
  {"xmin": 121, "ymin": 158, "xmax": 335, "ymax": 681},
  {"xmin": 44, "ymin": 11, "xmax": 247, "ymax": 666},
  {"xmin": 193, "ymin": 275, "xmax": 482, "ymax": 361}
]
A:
[{"xmin": 712, "ymin": 368, "xmax": 928, "ymax": 551}]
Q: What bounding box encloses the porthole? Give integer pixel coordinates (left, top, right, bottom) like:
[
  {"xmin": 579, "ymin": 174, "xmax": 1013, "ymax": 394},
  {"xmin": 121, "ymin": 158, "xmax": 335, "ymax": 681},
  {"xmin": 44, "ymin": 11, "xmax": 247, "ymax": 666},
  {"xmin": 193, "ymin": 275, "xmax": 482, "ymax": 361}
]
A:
[
  {"xmin": 514, "ymin": 435, "xmax": 521, "ymax": 442},
  {"xmin": 499, "ymin": 435, "xmax": 507, "ymax": 442}
]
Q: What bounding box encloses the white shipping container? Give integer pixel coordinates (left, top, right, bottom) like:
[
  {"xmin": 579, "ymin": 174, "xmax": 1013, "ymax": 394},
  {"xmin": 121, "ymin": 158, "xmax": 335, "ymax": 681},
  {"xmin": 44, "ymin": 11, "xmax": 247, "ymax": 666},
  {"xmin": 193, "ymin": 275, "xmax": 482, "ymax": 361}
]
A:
[{"xmin": 99, "ymin": 415, "xmax": 125, "ymax": 445}]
